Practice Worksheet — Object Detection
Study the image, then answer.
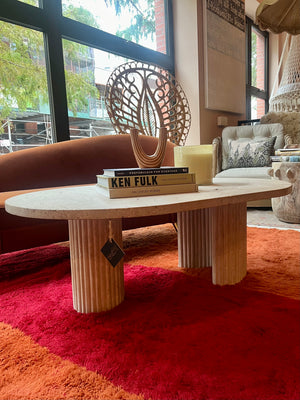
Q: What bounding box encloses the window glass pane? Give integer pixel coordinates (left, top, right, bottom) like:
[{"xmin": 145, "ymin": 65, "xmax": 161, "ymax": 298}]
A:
[
  {"xmin": 62, "ymin": 39, "xmax": 130, "ymax": 138},
  {"xmin": 251, "ymin": 96, "xmax": 257, "ymax": 119},
  {"xmin": 18, "ymin": 0, "xmax": 39, "ymax": 6},
  {"xmin": 251, "ymin": 96, "xmax": 265, "ymax": 120},
  {"xmin": 256, "ymin": 97, "xmax": 266, "ymax": 119},
  {"xmin": 251, "ymin": 26, "xmax": 265, "ymax": 90},
  {"xmin": 0, "ymin": 21, "xmax": 51, "ymax": 154},
  {"xmin": 62, "ymin": 0, "xmax": 167, "ymax": 54}
]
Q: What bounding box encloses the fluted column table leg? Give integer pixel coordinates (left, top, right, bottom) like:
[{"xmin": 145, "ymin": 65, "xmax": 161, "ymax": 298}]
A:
[
  {"xmin": 68, "ymin": 219, "xmax": 124, "ymax": 313},
  {"xmin": 177, "ymin": 203, "xmax": 247, "ymax": 285},
  {"xmin": 211, "ymin": 203, "xmax": 247, "ymax": 285},
  {"xmin": 177, "ymin": 208, "xmax": 212, "ymax": 268}
]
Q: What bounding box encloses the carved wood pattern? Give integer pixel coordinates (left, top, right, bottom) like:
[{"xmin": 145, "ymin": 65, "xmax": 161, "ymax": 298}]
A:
[
  {"xmin": 130, "ymin": 127, "xmax": 168, "ymax": 168},
  {"xmin": 105, "ymin": 61, "xmax": 191, "ymax": 146}
]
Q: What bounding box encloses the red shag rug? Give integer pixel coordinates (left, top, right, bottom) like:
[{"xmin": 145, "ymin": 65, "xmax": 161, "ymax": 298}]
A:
[{"xmin": 0, "ymin": 225, "xmax": 299, "ymax": 400}]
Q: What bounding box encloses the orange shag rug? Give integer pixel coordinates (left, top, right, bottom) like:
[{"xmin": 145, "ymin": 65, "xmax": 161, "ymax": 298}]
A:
[
  {"xmin": 0, "ymin": 225, "xmax": 299, "ymax": 400},
  {"xmin": 123, "ymin": 224, "xmax": 300, "ymax": 300}
]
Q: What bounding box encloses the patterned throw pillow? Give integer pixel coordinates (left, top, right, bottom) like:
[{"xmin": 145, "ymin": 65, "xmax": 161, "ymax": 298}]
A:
[{"xmin": 226, "ymin": 136, "xmax": 276, "ymax": 169}]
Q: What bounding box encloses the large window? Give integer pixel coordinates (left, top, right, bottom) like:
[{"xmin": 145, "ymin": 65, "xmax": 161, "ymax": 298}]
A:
[
  {"xmin": 62, "ymin": 0, "xmax": 168, "ymax": 54},
  {"xmin": 0, "ymin": 0, "xmax": 174, "ymax": 153},
  {"xmin": 245, "ymin": 17, "xmax": 269, "ymax": 120}
]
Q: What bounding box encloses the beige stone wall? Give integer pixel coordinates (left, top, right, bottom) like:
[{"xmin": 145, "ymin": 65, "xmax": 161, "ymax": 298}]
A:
[
  {"xmin": 173, "ymin": 0, "xmax": 288, "ymax": 146},
  {"xmin": 173, "ymin": 0, "xmax": 246, "ymax": 146},
  {"xmin": 173, "ymin": 0, "xmax": 201, "ymax": 145}
]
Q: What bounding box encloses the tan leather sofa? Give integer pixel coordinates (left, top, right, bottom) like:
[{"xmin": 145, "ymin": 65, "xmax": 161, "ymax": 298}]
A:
[{"xmin": 0, "ymin": 134, "xmax": 176, "ymax": 254}]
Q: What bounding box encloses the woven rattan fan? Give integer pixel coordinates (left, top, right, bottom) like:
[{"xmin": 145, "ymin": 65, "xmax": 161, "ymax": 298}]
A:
[
  {"xmin": 105, "ymin": 61, "xmax": 191, "ymax": 146},
  {"xmin": 256, "ymin": 0, "xmax": 300, "ymax": 35},
  {"xmin": 255, "ymin": 0, "xmax": 300, "ymax": 112},
  {"xmin": 269, "ymin": 35, "xmax": 300, "ymax": 112}
]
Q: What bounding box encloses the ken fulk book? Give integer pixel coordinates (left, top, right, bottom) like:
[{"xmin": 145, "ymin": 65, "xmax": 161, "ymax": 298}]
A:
[
  {"xmin": 96, "ymin": 183, "xmax": 198, "ymax": 199},
  {"xmin": 96, "ymin": 173, "xmax": 196, "ymax": 188}
]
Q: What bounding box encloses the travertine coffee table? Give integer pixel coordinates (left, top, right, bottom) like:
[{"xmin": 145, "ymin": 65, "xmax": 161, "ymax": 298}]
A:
[{"xmin": 5, "ymin": 178, "xmax": 291, "ymax": 313}]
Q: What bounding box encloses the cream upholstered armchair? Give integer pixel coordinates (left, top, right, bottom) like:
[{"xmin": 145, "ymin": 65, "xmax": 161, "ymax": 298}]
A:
[
  {"xmin": 213, "ymin": 123, "xmax": 284, "ymax": 178},
  {"xmin": 212, "ymin": 123, "xmax": 284, "ymax": 206}
]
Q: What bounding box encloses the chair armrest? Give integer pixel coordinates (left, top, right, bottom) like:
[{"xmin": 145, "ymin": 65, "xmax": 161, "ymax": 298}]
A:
[{"xmin": 212, "ymin": 137, "xmax": 222, "ymax": 175}]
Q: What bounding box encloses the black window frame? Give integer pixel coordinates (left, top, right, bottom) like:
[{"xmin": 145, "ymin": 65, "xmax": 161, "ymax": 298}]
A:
[
  {"xmin": 0, "ymin": 0, "xmax": 175, "ymax": 142},
  {"xmin": 245, "ymin": 16, "xmax": 269, "ymax": 120}
]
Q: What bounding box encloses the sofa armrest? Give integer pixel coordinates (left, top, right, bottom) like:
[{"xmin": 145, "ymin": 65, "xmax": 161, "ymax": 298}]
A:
[
  {"xmin": 212, "ymin": 137, "xmax": 222, "ymax": 175},
  {"xmin": 0, "ymin": 189, "xmax": 44, "ymax": 209},
  {"xmin": 0, "ymin": 185, "xmax": 91, "ymax": 209}
]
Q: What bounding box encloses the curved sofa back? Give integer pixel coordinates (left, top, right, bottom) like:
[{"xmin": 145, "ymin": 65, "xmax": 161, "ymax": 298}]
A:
[{"xmin": 0, "ymin": 134, "xmax": 175, "ymax": 192}]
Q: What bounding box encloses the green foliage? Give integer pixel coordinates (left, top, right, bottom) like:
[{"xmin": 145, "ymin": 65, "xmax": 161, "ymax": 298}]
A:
[
  {"xmin": 63, "ymin": 4, "xmax": 100, "ymax": 29},
  {"xmin": 105, "ymin": 0, "xmax": 155, "ymax": 42},
  {"xmin": 0, "ymin": 22, "xmax": 47, "ymax": 120},
  {"xmin": 64, "ymin": 66, "xmax": 98, "ymax": 115},
  {"xmin": 18, "ymin": 0, "xmax": 38, "ymax": 6},
  {"xmin": 0, "ymin": 1, "xmax": 156, "ymax": 123},
  {"xmin": 0, "ymin": 4, "xmax": 99, "ymax": 121}
]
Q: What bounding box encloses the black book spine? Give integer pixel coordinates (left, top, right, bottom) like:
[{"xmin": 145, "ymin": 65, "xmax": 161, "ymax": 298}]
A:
[{"xmin": 107, "ymin": 167, "xmax": 189, "ymax": 176}]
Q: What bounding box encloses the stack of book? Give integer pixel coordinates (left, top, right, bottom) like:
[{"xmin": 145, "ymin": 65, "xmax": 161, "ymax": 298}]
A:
[
  {"xmin": 271, "ymin": 147, "xmax": 300, "ymax": 162},
  {"xmin": 96, "ymin": 167, "xmax": 198, "ymax": 198}
]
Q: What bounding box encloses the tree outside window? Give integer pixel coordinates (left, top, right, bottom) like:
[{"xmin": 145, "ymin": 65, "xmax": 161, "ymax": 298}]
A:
[{"xmin": 0, "ymin": 0, "xmax": 172, "ymax": 152}]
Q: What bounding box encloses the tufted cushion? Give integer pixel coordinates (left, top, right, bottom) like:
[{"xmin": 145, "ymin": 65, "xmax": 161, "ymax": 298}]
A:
[
  {"xmin": 221, "ymin": 123, "xmax": 284, "ymax": 170},
  {"xmin": 226, "ymin": 136, "xmax": 276, "ymax": 169}
]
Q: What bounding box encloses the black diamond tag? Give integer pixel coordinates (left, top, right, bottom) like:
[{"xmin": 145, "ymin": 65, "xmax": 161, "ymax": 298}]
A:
[{"xmin": 101, "ymin": 239, "xmax": 125, "ymax": 268}]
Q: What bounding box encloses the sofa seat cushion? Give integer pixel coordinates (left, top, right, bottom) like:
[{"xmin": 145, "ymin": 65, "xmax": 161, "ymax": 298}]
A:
[{"xmin": 216, "ymin": 167, "xmax": 272, "ymax": 179}]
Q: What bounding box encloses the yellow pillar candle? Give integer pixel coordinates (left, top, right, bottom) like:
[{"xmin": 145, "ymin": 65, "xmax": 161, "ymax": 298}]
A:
[{"xmin": 174, "ymin": 145, "xmax": 213, "ymax": 185}]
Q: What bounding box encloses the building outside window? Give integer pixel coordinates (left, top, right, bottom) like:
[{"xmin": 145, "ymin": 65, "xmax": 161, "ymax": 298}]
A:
[
  {"xmin": 246, "ymin": 16, "xmax": 269, "ymax": 121},
  {"xmin": 0, "ymin": 0, "xmax": 174, "ymax": 153}
]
